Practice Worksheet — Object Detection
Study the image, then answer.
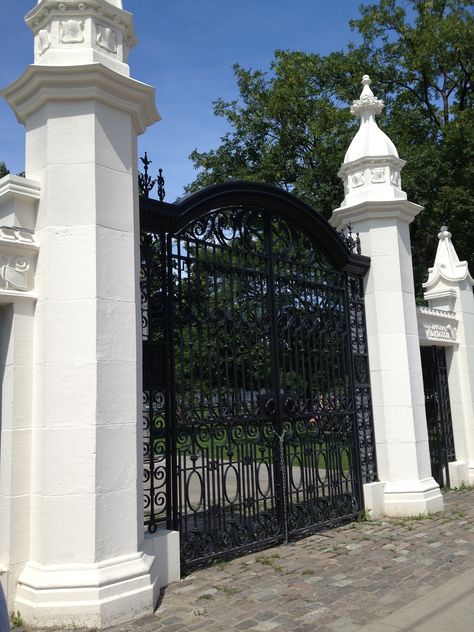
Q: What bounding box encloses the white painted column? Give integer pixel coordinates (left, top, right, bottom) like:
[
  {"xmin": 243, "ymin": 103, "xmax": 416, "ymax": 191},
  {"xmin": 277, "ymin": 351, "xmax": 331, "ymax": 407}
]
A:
[
  {"xmin": 0, "ymin": 175, "xmax": 39, "ymax": 605},
  {"xmin": 423, "ymin": 228, "xmax": 474, "ymax": 485},
  {"xmin": 331, "ymin": 76, "xmax": 443, "ymax": 516},
  {"xmin": 1, "ymin": 1, "xmax": 162, "ymax": 627},
  {"xmin": 0, "ymin": 301, "xmax": 35, "ymax": 604}
]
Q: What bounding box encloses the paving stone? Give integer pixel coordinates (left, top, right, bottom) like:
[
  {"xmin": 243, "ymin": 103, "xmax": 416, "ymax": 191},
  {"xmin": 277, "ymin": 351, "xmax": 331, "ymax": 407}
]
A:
[
  {"xmin": 251, "ymin": 622, "xmax": 281, "ymax": 631},
  {"xmin": 24, "ymin": 490, "xmax": 474, "ymax": 632},
  {"xmin": 236, "ymin": 620, "xmax": 259, "ymax": 630}
]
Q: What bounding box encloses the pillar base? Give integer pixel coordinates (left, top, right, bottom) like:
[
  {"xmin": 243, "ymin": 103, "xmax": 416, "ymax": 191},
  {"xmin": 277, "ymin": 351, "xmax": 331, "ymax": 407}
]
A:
[
  {"xmin": 141, "ymin": 529, "xmax": 180, "ymax": 605},
  {"xmin": 448, "ymin": 460, "xmax": 470, "ymax": 489},
  {"xmin": 15, "ymin": 552, "xmax": 155, "ymax": 629},
  {"xmin": 468, "ymin": 460, "xmax": 474, "ymax": 486},
  {"xmin": 363, "ymin": 481, "xmax": 385, "ymax": 519},
  {"xmin": 383, "ymin": 477, "xmax": 444, "ymax": 516}
]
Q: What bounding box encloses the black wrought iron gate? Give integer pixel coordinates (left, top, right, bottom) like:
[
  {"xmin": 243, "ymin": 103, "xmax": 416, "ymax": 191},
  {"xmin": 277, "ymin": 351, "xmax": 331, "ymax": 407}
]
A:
[
  {"xmin": 420, "ymin": 346, "xmax": 456, "ymax": 487},
  {"xmin": 140, "ymin": 181, "xmax": 377, "ymax": 570}
]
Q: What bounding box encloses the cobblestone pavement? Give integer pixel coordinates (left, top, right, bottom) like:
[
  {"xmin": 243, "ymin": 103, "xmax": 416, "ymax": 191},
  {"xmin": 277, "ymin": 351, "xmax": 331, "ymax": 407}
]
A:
[{"xmin": 26, "ymin": 489, "xmax": 474, "ymax": 632}]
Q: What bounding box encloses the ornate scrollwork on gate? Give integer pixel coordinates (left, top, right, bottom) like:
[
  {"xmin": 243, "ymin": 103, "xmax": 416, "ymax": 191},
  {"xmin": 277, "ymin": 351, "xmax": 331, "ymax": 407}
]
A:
[
  {"xmin": 348, "ymin": 277, "xmax": 378, "ymax": 483},
  {"xmin": 141, "ymin": 231, "xmax": 168, "ymax": 531},
  {"xmin": 140, "ymin": 182, "xmax": 373, "ymax": 569}
]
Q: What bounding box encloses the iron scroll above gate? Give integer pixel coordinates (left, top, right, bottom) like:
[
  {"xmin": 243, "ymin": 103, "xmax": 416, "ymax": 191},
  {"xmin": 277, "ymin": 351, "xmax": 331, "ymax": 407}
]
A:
[{"xmin": 140, "ymin": 181, "xmax": 377, "ymax": 569}]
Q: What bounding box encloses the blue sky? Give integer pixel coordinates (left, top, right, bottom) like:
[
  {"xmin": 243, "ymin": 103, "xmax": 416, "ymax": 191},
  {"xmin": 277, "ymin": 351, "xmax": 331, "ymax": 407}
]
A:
[{"xmin": 0, "ymin": 0, "xmax": 365, "ymax": 201}]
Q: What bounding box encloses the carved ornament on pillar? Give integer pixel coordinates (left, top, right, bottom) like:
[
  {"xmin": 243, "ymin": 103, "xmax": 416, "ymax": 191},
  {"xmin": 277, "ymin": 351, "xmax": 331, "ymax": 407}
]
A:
[
  {"xmin": 0, "ymin": 227, "xmax": 38, "ymax": 297},
  {"xmin": 417, "ymin": 306, "xmax": 458, "ymax": 346},
  {"xmin": 37, "ymin": 28, "xmax": 51, "ymax": 54},
  {"xmin": 96, "ymin": 24, "xmax": 117, "ymax": 53},
  {"xmin": 0, "ymin": 175, "xmax": 40, "ymax": 301},
  {"xmin": 60, "ymin": 19, "xmax": 85, "ymax": 43}
]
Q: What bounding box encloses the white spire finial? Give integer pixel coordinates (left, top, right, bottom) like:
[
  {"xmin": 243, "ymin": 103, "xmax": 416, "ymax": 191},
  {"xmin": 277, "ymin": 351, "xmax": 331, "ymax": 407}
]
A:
[
  {"xmin": 334, "ymin": 72, "xmax": 408, "ymax": 209},
  {"xmin": 438, "ymin": 226, "xmax": 452, "ymax": 240},
  {"xmin": 361, "ymin": 74, "xmax": 373, "ymax": 96},
  {"xmin": 350, "ymin": 74, "xmax": 384, "ymax": 118},
  {"xmin": 424, "ymin": 225, "xmax": 473, "ymax": 292}
]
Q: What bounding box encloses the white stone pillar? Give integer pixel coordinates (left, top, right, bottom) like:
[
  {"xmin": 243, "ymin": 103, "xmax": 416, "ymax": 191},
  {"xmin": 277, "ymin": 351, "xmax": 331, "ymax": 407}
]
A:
[
  {"xmin": 0, "ymin": 175, "xmax": 39, "ymax": 605},
  {"xmin": 1, "ymin": 0, "xmax": 161, "ymax": 627},
  {"xmin": 424, "ymin": 227, "xmax": 474, "ymax": 485},
  {"xmin": 330, "ymin": 76, "xmax": 443, "ymax": 516}
]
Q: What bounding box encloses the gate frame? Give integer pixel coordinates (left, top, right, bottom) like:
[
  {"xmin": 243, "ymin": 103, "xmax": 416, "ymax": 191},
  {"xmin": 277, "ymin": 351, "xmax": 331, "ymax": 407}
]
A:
[{"xmin": 140, "ymin": 181, "xmax": 378, "ymax": 569}]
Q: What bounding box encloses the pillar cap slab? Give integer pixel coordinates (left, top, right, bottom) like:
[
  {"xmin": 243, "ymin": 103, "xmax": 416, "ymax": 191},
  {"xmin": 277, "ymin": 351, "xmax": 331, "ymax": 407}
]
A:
[
  {"xmin": 1, "ymin": 63, "xmax": 160, "ymax": 135},
  {"xmin": 330, "ymin": 198, "xmax": 423, "ymax": 231}
]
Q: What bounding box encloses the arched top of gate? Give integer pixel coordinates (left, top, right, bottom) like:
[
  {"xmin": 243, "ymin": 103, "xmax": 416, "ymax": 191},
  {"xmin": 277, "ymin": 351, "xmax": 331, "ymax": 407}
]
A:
[{"xmin": 140, "ymin": 181, "xmax": 370, "ymax": 276}]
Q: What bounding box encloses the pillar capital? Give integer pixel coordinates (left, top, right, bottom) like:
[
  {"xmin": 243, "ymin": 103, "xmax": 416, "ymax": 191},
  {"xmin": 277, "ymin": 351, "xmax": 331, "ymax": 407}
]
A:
[
  {"xmin": 330, "ymin": 198, "xmax": 423, "ymax": 231},
  {"xmin": 27, "ymin": 0, "xmax": 133, "ymax": 76},
  {"xmin": 1, "ymin": 63, "xmax": 160, "ymax": 134}
]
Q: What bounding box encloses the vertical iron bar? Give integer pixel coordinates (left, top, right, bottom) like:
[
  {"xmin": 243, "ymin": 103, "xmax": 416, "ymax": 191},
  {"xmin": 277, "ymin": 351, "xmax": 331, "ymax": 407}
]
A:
[
  {"xmin": 165, "ymin": 233, "xmax": 179, "ymax": 531},
  {"xmin": 434, "ymin": 347, "xmax": 450, "ymax": 488},
  {"xmin": 344, "ymin": 275, "xmax": 364, "ymax": 515},
  {"xmin": 264, "ymin": 214, "xmax": 286, "ymax": 540}
]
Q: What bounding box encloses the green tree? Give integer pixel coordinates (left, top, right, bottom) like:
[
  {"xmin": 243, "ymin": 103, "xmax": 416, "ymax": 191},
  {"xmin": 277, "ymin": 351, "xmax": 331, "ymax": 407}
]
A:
[
  {"xmin": 352, "ymin": 0, "xmax": 474, "ymax": 291},
  {"xmin": 187, "ymin": 0, "xmax": 474, "ymax": 294},
  {"xmin": 0, "ymin": 162, "xmax": 9, "ymax": 179},
  {"xmin": 187, "ymin": 49, "xmax": 366, "ymax": 216}
]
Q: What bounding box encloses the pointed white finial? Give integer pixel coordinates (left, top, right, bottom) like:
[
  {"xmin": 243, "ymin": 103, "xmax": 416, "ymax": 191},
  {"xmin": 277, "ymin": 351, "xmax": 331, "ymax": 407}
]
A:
[
  {"xmin": 350, "ymin": 74, "xmax": 384, "ymax": 117},
  {"xmin": 424, "ymin": 226, "xmax": 473, "ymax": 292},
  {"xmin": 438, "ymin": 226, "xmax": 452, "ymax": 240},
  {"xmin": 333, "ymin": 72, "xmax": 408, "ymax": 209},
  {"xmin": 361, "ymin": 74, "xmax": 373, "ymax": 96}
]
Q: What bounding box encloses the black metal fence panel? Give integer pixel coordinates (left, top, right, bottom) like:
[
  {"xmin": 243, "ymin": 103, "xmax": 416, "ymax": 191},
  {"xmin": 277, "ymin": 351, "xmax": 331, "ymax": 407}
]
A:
[
  {"xmin": 140, "ymin": 183, "xmax": 376, "ymax": 570},
  {"xmin": 421, "ymin": 346, "xmax": 456, "ymax": 488}
]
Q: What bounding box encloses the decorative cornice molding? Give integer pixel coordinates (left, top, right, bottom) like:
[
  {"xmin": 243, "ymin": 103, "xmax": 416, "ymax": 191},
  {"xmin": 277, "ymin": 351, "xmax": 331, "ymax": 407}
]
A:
[
  {"xmin": 0, "ymin": 175, "xmax": 41, "ymax": 202},
  {"xmin": 1, "ymin": 63, "xmax": 160, "ymax": 135},
  {"xmin": 417, "ymin": 305, "xmax": 458, "ymax": 347},
  {"xmin": 0, "ymin": 226, "xmax": 37, "ymax": 248},
  {"xmin": 418, "ymin": 306, "xmax": 457, "ymax": 320},
  {"xmin": 337, "ymin": 155, "xmax": 406, "ymax": 179},
  {"xmin": 330, "ymin": 199, "xmax": 423, "ymax": 230}
]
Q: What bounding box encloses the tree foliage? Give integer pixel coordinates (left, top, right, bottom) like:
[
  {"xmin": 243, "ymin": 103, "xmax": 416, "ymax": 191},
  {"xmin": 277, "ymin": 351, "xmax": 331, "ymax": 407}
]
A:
[
  {"xmin": 187, "ymin": 0, "xmax": 474, "ymax": 294},
  {"xmin": 0, "ymin": 162, "xmax": 9, "ymax": 179}
]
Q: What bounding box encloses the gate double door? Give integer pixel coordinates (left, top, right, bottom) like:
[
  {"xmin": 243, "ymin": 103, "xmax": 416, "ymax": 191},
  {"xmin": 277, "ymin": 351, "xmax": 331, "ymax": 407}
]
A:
[{"xmin": 141, "ymin": 185, "xmax": 376, "ymax": 570}]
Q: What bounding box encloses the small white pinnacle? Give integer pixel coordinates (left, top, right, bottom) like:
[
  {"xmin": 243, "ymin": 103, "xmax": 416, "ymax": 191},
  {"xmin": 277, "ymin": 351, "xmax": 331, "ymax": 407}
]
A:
[
  {"xmin": 438, "ymin": 226, "xmax": 451, "ymax": 240},
  {"xmin": 360, "ymin": 74, "xmax": 375, "ymax": 99}
]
